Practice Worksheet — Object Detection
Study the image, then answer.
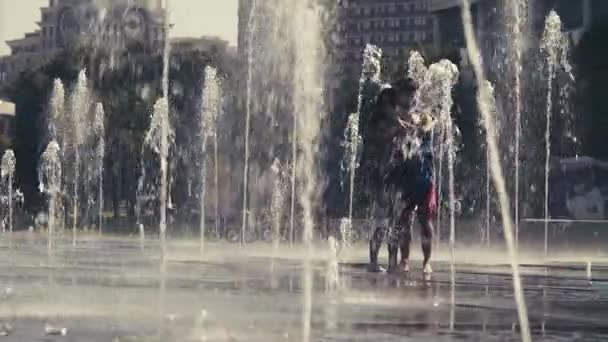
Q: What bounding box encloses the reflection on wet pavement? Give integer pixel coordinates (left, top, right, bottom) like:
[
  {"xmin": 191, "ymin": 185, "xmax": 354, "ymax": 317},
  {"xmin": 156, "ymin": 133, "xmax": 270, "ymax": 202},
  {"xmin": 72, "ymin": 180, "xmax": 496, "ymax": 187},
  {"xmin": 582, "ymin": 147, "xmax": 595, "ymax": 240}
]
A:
[{"xmin": 0, "ymin": 234, "xmax": 607, "ymax": 341}]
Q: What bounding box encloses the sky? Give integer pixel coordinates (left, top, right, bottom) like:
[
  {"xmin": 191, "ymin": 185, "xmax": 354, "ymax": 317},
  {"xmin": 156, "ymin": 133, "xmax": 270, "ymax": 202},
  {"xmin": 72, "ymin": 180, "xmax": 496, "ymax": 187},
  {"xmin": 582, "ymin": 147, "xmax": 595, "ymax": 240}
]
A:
[{"xmin": 0, "ymin": 0, "xmax": 239, "ymax": 56}]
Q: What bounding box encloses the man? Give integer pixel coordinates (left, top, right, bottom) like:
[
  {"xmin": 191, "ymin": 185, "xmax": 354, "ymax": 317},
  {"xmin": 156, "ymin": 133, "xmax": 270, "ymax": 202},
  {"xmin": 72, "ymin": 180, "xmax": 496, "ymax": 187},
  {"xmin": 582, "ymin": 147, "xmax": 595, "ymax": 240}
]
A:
[
  {"xmin": 366, "ymin": 78, "xmax": 436, "ymax": 274},
  {"xmin": 364, "ymin": 79, "xmax": 415, "ymax": 273}
]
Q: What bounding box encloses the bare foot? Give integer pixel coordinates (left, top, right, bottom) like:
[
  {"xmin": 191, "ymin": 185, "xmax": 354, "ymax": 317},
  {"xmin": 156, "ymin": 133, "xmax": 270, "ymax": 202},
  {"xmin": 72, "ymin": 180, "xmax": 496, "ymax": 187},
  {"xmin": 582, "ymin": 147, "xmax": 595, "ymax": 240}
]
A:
[{"xmin": 367, "ymin": 263, "xmax": 386, "ymax": 273}]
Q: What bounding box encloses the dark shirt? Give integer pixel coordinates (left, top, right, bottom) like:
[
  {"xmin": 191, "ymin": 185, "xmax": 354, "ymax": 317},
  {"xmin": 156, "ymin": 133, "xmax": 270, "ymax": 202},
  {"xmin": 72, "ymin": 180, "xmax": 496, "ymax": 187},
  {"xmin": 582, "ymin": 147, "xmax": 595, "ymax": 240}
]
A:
[{"xmin": 385, "ymin": 127, "xmax": 434, "ymax": 200}]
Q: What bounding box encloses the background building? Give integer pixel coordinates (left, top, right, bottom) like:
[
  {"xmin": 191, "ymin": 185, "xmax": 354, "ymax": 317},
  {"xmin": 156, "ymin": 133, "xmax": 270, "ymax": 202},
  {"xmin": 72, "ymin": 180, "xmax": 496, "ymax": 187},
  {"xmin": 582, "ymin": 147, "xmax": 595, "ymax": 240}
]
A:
[
  {"xmin": 429, "ymin": 0, "xmax": 608, "ymax": 54},
  {"xmin": 0, "ymin": 100, "xmax": 15, "ymax": 145},
  {"xmin": 171, "ymin": 36, "xmax": 230, "ymax": 55},
  {"xmin": 0, "ymin": 0, "xmax": 168, "ymax": 92},
  {"xmin": 335, "ymin": 0, "xmax": 434, "ymax": 75},
  {"xmin": 237, "ymin": 0, "xmax": 434, "ymax": 78}
]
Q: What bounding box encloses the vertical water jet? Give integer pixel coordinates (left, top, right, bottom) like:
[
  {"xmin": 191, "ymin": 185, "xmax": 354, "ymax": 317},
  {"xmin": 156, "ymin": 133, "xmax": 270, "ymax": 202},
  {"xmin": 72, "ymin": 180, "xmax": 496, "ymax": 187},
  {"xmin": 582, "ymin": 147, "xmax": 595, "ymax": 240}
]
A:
[{"xmin": 459, "ymin": 0, "xmax": 531, "ymax": 340}]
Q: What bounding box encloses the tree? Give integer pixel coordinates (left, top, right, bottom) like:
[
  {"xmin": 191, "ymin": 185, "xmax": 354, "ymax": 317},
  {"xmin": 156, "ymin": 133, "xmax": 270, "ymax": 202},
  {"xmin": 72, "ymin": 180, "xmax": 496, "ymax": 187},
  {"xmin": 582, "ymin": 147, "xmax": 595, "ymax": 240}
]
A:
[{"xmin": 8, "ymin": 42, "xmax": 234, "ymax": 226}]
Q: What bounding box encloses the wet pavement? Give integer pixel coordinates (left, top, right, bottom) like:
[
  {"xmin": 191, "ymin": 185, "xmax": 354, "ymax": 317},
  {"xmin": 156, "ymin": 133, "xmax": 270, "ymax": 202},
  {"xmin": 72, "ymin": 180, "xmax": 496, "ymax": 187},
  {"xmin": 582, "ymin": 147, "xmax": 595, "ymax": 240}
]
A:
[{"xmin": 0, "ymin": 232, "xmax": 607, "ymax": 341}]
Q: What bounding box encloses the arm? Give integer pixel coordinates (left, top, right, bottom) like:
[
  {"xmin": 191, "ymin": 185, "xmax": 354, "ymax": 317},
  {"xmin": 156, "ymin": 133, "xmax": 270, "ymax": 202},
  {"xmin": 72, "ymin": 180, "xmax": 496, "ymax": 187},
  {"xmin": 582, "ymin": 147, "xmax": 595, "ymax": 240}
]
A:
[
  {"xmin": 419, "ymin": 113, "xmax": 438, "ymax": 132},
  {"xmin": 405, "ymin": 112, "xmax": 437, "ymax": 132}
]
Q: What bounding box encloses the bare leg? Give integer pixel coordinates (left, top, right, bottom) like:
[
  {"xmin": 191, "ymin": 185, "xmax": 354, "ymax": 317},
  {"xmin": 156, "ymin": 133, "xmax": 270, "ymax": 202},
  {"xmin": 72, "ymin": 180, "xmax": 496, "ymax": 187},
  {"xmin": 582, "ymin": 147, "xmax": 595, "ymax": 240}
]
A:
[
  {"xmin": 388, "ymin": 226, "xmax": 402, "ymax": 273},
  {"xmin": 397, "ymin": 205, "xmax": 415, "ymax": 272},
  {"xmin": 418, "ymin": 209, "xmax": 433, "ymax": 268},
  {"xmin": 368, "ymin": 226, "xmax": 386, "ymax": 272},
  {"xmin": 419, "ymin": 183, "xmax": 437, "ymax": 273}
]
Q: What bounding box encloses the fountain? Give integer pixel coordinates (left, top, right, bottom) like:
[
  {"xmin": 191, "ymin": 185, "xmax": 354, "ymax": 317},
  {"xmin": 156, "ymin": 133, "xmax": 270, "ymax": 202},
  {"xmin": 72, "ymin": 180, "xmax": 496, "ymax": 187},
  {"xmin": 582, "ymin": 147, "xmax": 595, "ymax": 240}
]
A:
[
  {"xmin": 1, "ymin": 1, "xmax": 604, "ymax": 341},
  {"xmin": 459, "ymin": 0, "xmax": 531, "ymax": 340},
  {"xmin": 68, "ymin": 70, "xmax": 91, "ymax": 246},
  {"xmin": 289, "ymin": 128, "xmax": 297, "ymax": 246},
  {"xmin": 341, "ymin": 112, "xmax": 361, "ymax": 242},
  {"xmin": 199, "ymin": 66, "xmax": 222, "ymax": 255},
  {"xmin": 242, "ymin": 0, "xmax": 258, "ymax": 246},
  {"xmin": 291, "ymin": 2, "xmax": 325, "ymax": 340},
  {"xmin": 326, "ymin": 236, "xmax": 340, "ymax": 292},
  {"xmin": 504, "ymin": 0, "xmax": 526, "ymax": 246},
  {"xmin": 48, "ymin": 80, "xmax": 65, "ymax": 143},
  {"xmin": 39, "ymin": 141, "xmax": 62, "ymax": 252},
  {"xmin": 338, "ymin": 217, "xmax": 350, "ymax": 252},
  {"xmin": 157, "ymin": 0, "xmax": 172, "ymax": 258},
  {"xmin": 441, "ymin": 63, "xmax": 459, "ymax": 271},
  {"xmin": 484, "ymin": 82, "xmax": 499, "ymax": 246},
  {"xmin": 93, "ymin": 103, "xmax": 105, "ymax": 235},
  {"xmin": 541, "ymin": 11, "xmax": 570, "ymax": 256},
  {"xmin": 341, "ymin": 44, "xmax": 381, "ymax": 245},
  {"xmin": 138, "ymin": 223, "xmax": 145, "ymax": 251},
  {"xmin": 408, "ymin": 51, "xmax": 428, "ymax": 86},
  {"xmin": 1, "ymin": 150, "xmax": 15, "ymax": 240},
  {"xmin": 270, "ymin": 158, "xmax": 286, "ymax": 256},
  {"xmin": 145, "ymin": 97, "xmax": 173, "ymax": 257},
  {"xmin": 213, "ymin": 98, "xmax": 223, "ymax": 241}
]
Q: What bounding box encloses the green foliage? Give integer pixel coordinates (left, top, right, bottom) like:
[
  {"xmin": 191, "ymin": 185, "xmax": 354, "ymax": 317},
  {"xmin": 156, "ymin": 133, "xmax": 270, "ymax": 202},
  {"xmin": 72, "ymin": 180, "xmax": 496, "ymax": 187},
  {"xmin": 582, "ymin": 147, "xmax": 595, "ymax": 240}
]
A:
[{"xmin": 8, "ymin": 43, "xmax": 231, "ymax": 215}]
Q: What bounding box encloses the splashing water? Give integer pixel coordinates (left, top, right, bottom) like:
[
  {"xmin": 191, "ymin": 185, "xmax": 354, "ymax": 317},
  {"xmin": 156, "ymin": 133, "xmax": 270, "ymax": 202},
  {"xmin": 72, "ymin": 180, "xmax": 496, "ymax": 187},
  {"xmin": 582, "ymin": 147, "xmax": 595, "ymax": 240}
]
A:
[
  {"xmin": 49, "ymin": 79, "xmax": 65, "ymax": 143},
  {"xmin": 434, "ymin": 61, "xmax": 459, "ymax": 267},
  {"xmin": 326, "ymin": 236, "xmax": 340, "ymax": 292},
  {"xmin": 93, "ymin": 103, "xmax": 105, "ymax": 235},
  {"xmin": 48, "ymin": 79, "xmax": 66, "ymax": 235},
  {"xmin": 408, "ymin": 50, "xmax": 428, "ymax": 86},
  {"xmin": 459, "ymin": 0, "xmax": 531, "ymax": 341},
  {"xmin": 139, "ymin": 223, "xmax": 145, "ymax": 251},
  {"xmin": 484, "ymin": 82, "xmax": 499, "ymax": 247},
  {"xmin": 157, "ymin": 1, "xmax": 172, "ymax": 331},
  {"xmin": 145, "ymin": 97, "xmax": 174, "ymax": 257},
  {"xmin": 354, "ymin": 44, "xmax": 383, "ymax": 232},
  {"xmin": 504, "ymin": 0, "xmax": 527, "ymax": 246},
  {"xmin": 541, "ymin": 11, "xmax": 569, "ymax": 257},
  {"xmin": 270, "ymin": 158, "xmax": 286, "ymax": 256},
  {"xmin": 1, "ymin": 150, "xmax": 16, "ymax": 239},
  {"xmin": 340, "ymin": 45, "xmax": 381, "ymax": 250},
  {"xmin": 213, "ymin": 95, "xmax": 223, "ymax": 241},
  {"xmin": 291, "ymin": 2, "xmax": 325, "ymax": 340},
  {"xmin": 243, "ymin": 0, "xmax": 258, "ymax": 246},
  {"xmin": 199, "ymin": 66, "xmax": 222, "ymax": 255},
  {"xmin": 39, "ymin": 141, "xmax": 62, "ymax": 253},
  {"xmin": 338, "ymin": 217, "xmax": 350, "ymax": 253},
  {"xmin": 341, "ymin": 112, "xmax": 361, "ymax": 241},
  {"xmin": 68, "ymin": 70, "xmax": 90, "ymax": 246}
]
